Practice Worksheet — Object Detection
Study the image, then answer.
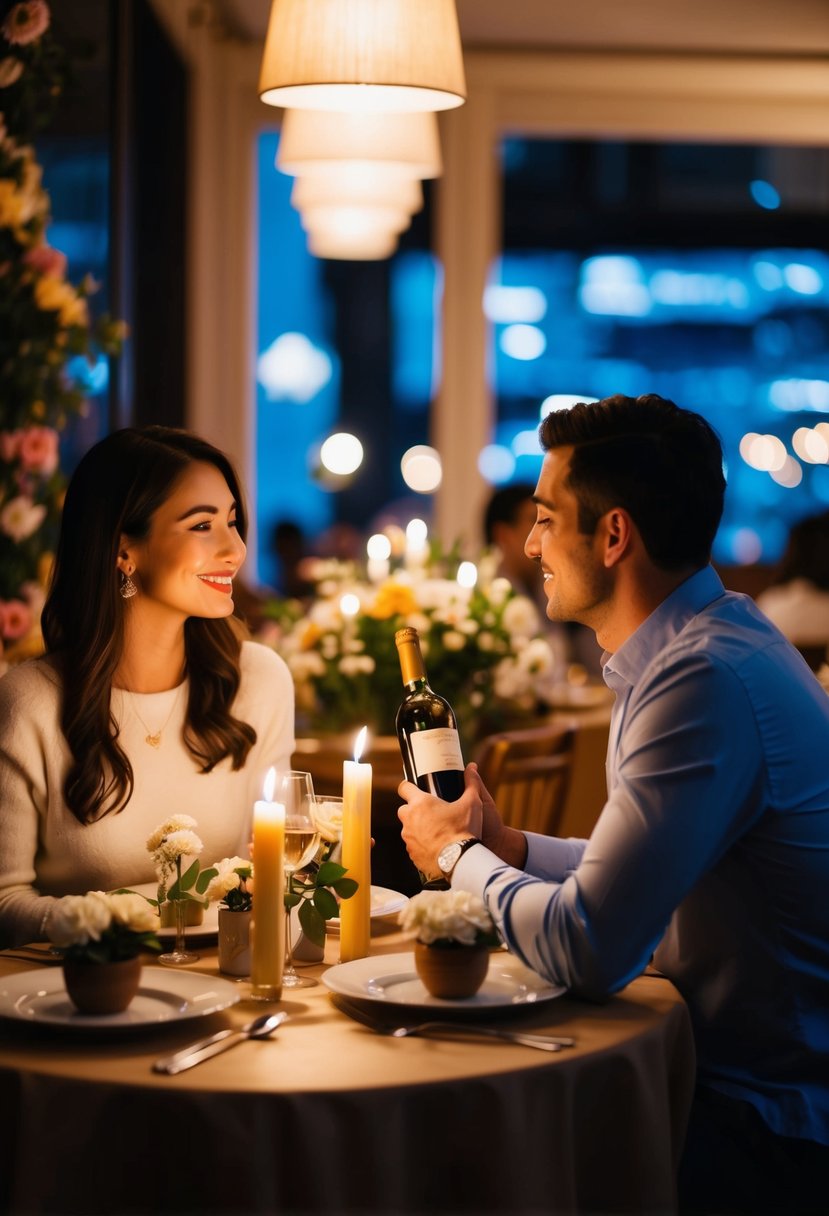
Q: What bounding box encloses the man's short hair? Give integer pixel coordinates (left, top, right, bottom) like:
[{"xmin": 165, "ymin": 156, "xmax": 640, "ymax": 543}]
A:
[
  {"xmin": 538, "ymin": 394, "xmax": 725, "ymax": 570},
  {"xmin": 483, "ymin": 482, "xmax": 536, "ymax": 545}
]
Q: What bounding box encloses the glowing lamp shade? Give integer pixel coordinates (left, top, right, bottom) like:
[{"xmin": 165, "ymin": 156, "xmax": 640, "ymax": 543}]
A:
[
  {"xmin": 292, "ymin": 175, "xmax": 423, "ymax": 216},
  {"xmin": 301, "ymin": 204, "xmax": 412, "ymax": 240},
  {"xmin": 277, "ymin": 109, "xmax": 442, "ymax": 181},
  {"xmin": 259, "ymin": 0, "xmax": 466, "ymax": 113},
  {"xmin": 307, "ymin": 228, "xmax": 398, "ymax": 262}
]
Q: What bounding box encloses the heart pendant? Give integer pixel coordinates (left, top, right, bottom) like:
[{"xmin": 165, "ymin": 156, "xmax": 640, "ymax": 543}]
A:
[{"xmin": 145, "ymin": 733, "xmax": 161, "ymax": 748}]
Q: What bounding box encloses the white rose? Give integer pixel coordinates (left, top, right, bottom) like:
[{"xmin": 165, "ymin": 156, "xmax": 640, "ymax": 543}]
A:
[
  {"xmin": 442, "ymin": 629, "xmax": 466, "ymax": 651},
  {"xmin": 313, "ymin": 799, "xmax": 343, "ymax": 844}
]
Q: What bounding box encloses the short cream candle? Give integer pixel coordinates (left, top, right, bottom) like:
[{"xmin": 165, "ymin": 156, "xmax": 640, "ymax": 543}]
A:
[
  {"xmin": 250, "ymin": 767, "xmax": 285, "ymax": 1000},
  {"xmin": 340, "ymin": 727, "xmax": 372, "ymax": 962}
]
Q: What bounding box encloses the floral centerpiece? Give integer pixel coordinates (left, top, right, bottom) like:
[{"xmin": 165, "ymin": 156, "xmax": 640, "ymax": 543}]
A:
[
  {"xmin": 399, "ymin": 888, "xmax": 501, "ymax": 999},
  {"xmin": 48, "ymin": 889, "xmax": 161, "ymax": 1014},
  {"xmin": 145, "ymin": 814, "xmax": 215, "ymax": 924},
  {"xmin": 204, "ymin": 855, "xmax": 252, "ymax": 912},
  {"xmin": 0, "ymin": 1, "xmax": 126, "ymax": 669},
  {"xmin": 264, "ymin": 547, "xmax": 556, "ymax": 745}
]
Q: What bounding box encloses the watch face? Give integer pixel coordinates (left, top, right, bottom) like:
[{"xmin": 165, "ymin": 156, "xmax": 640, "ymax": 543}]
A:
[{"xmin": 438, "ymin": 842, "xmax": 462, "ymax": 874}]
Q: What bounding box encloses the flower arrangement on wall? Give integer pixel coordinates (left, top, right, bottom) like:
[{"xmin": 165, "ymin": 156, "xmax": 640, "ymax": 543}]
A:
[{"xmin": 0, "ymin": 1, "xmax": 125, "ymax": 665}]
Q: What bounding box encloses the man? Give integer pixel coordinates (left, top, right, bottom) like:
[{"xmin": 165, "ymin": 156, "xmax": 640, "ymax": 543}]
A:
[{"xmin": 398, "ymin": 394, "xmax": 829, "ymax": 1213}]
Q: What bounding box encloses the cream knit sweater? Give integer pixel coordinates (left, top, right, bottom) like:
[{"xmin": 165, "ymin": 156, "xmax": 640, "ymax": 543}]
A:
[{"xmin": 0, "ymin": 641, "xmax": 295, "ymax": 947}]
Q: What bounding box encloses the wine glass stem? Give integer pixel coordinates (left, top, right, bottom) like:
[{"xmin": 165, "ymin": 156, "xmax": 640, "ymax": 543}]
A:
[{"xmin": 174, "ymin": 899, "xmax": 187, "ymax": 956}]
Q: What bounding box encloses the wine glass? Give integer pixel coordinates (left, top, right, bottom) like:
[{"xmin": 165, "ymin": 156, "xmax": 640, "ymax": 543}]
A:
[{"xmin": 276, "ymin": 770, "xmax": 321, "ymax": 989}]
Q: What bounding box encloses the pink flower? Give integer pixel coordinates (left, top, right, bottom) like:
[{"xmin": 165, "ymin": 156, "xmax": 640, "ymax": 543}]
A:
[
  {"xmin": 0, "ymin": 599, "xmax": 33, "ymax": 641},
  {"xmin": 18, "ymin": 425, "xmax": 58, "ymax": 475},
  {"xmin": 22, "ymin": 243, "xmax": 66, "ymax": 279},
  {"xmin": 2, "ymin": 2, "xmax": 50, "ymax": 46},
  {"xmin": 0, "ymin": 56, "xmax": 24, "ymax": 86},
  {"xmin": 0, "ymin": 430, "xmax": 22, "ymax": 462}
]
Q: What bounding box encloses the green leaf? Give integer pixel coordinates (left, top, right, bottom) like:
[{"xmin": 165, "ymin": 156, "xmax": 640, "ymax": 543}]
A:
[
  {"xmin": 332, "ymin": 878, "xmax": 358, "ymax": 900},
  {"xmin": 195, "ymin": 867, "xmax": 218, "ymax": 894},
  {"xmin": 313, "ymin": 888, "xmax": 339, "ymax": 920},
  {"xmin": 298, "ymin": 900, "xmax": 326, "ymax": 947},
  {"xmin": 284, "ymin": 891, "xmax": 302, "ymax": 909},
  {"xmin": 179, "ymin": 859, "xmax": 201, "ymax": 891},
  {"xmin": 317, "ymin": 861, "xmax": 347, "ymax": 886}
]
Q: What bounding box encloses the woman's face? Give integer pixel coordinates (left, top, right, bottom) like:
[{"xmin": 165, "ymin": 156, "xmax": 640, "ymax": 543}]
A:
[{"xmin": 124, "ymin": 461, "xmax": 246, "ymax": 622}]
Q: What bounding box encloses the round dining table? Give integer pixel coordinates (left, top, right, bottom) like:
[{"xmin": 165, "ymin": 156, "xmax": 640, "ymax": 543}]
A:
[{"xmin": 0, "ymin": 926, "xmax": 695, "ymax": 1215}]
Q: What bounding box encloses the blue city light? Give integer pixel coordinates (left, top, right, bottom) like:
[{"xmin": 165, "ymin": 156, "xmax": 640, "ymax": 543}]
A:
[{"xmin": 749, "ymin": 180, "xmax": 781, "ymax": 210}]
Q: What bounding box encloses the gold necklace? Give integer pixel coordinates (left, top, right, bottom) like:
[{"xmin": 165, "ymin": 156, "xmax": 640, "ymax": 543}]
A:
[{"xmin": 125, "ymin": 683, "xmax": 183, "ymax": 748}]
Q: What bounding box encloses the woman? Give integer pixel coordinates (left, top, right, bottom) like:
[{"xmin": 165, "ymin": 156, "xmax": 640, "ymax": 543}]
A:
[{"xmin": 0, "ymin": 426, "xmax": 295, "ymax": 947}]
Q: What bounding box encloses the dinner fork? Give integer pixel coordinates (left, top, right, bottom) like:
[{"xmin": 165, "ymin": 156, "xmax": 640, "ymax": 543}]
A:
[{"xmin": 333, "ymin": 997, "xmax": 574, "ymax": 1051}]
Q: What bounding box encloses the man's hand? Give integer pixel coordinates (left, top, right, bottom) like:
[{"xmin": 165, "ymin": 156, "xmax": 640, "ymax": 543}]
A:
[{"xmin": 397, "ymin": 766, "xmax": 483, "ymax": 879}]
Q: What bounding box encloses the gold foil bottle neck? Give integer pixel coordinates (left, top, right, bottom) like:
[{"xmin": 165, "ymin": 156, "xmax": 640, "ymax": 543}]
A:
[{"xmin": 395, "ymin": 627, "xmax": 426, "ymax": 685}]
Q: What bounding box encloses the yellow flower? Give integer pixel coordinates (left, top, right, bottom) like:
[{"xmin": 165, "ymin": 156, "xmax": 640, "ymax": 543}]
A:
[
  {"xmin": 0, "ymin": 180, "xmax": 25, "ymax": 228},
  {"xmin": 33, "ymin": 276, "xmax": 89, "ymax": 328},
  {"xmin": 300, "ymin": 621, "xmax": 322, "ymax": 649},
  {"xmin": 368, "ymin": 582, "xmax": 418, "ymax": 620}
]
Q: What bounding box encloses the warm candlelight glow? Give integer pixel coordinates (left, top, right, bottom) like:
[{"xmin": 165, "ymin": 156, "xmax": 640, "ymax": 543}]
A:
[
  {"xmin": 250, "ymin": 775, "xmax": 285, "ymax": 1000},
  {"xmin": 341, "ymin": 726, "xmax": 372, "ymax": 962},
  {"xmin": 263, "ymin": 766, "xmax": 276, "ymax": 802}
]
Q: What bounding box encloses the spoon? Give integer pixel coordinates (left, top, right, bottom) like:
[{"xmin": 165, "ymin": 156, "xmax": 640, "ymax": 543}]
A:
[{"xmin": 153, "ymin": 1011, "xmax": 287, "ymax": 1075}]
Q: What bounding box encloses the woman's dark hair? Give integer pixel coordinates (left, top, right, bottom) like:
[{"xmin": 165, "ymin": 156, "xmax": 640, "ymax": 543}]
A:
[
  {"xmin": 538, "ymin": 393, "xmax": 726, "ymax": 570},
  {"xmin": 772, "ymin": 509, "xmax": 829, "ymax": 590},
  {"xmin": 41, "ymin": 426, "xmax": 257, "ymax": 825}
]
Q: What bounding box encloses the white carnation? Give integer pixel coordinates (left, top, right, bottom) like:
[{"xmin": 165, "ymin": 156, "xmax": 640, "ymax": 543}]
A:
[
  {"xmin": 399, "ymin": 889, "xmax": 495, "ymax": 946},
  {"xmin": 48, "ymin": 892, "xmax": 113, "ymax": 947}
]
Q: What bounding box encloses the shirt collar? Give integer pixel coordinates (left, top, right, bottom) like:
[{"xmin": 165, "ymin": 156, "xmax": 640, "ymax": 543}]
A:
[{"xmin": 602, "ymin": 565, "xmax": 726, "ymax": 692}]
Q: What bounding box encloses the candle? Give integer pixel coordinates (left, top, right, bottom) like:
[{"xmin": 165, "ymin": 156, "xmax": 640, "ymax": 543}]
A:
[
  {"xmin": 340, "ymin": 726, "xmax": 372, "ymax": 962},
  {"xmin": 250, "ymin": 767, "xmax": 285, "ymax": 1000}
]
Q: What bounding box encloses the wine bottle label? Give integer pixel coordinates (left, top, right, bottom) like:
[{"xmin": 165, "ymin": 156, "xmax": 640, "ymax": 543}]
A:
[{"xmin": 409, "ymin": 728, "xmax": 464, "ymax": 778}]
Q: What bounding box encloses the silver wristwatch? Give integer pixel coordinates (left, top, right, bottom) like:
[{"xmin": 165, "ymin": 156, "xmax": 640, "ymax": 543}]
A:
[{"xmin": 436, "ymin": 836, "xmax": 481, "ymax": 879}]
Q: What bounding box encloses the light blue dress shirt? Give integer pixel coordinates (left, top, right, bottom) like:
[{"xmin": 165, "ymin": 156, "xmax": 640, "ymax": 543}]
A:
[{"xmin": 458, "ymin": 567, "xmax": 829, "ymax": 1144}]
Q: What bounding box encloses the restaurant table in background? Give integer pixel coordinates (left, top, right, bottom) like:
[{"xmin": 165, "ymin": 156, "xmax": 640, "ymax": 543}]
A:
[{"xmin": 0, "ymin": 927, "xmax": 693, "ymax": 1215}]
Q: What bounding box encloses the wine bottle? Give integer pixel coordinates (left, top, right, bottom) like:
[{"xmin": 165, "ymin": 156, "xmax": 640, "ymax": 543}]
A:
[{"xmin": 394, "ymin": 626, "xmax": 465, "ymax": 802}]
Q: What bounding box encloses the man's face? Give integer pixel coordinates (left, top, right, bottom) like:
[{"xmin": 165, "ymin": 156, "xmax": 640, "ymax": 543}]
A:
[{"xmin": 525, "ymin": 446, "xmax": 611, "ymax": 626}]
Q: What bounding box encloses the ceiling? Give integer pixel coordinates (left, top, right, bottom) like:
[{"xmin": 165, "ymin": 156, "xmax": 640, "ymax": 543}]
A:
[{"xmin": 215, "ymin": 0, "xmax": 829, "ymax": 55}]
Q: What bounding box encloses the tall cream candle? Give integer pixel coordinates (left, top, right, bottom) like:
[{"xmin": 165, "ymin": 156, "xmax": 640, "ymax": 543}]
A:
[
  {"xmin": 340, "ymin": 727, "xmax": 372, "ymax": 962},
  {"xmin": 251, "ymin": 767, "xmax": 285, "ymax": 1000}
]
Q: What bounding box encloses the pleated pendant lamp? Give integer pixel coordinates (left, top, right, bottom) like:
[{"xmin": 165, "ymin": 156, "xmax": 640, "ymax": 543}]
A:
[{"xmin": 259, "ymin": 0, "xmax": 466, "ymax": 113}]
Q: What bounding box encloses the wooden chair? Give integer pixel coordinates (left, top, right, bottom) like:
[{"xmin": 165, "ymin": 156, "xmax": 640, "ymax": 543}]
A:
[{"xmin": 474, "ymin": 723, "xmax": 576, "ymax": 837}]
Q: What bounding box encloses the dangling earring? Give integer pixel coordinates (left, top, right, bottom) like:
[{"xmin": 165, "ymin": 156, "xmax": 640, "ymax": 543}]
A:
[{"xmin": 119, "ymin": 570, "xmax": 138, "ymax": 600}]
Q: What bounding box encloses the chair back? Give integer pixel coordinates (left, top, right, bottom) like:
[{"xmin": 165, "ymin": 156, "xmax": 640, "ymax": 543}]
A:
[{"xmin": 474, "ymin": 723, "xmax": 576, "ymax": 837}]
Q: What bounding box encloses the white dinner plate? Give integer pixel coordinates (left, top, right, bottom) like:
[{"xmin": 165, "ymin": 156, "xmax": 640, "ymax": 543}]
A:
[
  {"xmin": 127, "ymin": 883, "xmax": 220, "ymax": 941},
  {"xmin": 0, "ymin": 967, "xmax": 240, "ymax": 1033},
  {"xmin": 325, "ymin": 886, "xmax": 409, "ymax": 934},
  {"xmin": 322, "ymin": 951, "xmax": 564, "ymax": 1009}
]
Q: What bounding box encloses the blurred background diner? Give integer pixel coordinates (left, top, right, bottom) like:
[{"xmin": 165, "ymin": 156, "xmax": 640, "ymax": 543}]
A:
[{"xmin": 1, "ymin": 0, "xmax": 829, "ymax": 812}]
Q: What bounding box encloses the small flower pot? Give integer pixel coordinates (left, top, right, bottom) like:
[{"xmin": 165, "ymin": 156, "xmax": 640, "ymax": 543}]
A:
[
  {"xmin": 62, "ymin": 956, "xmax": 143, "ymax": 1015},
  {"xmin": 414, "ymin": 940, "xmax": 490, "ymax": 1000},
  {"xmin": 218, "ymin": 908, "xmax": 252, "ymax": 976},
  {"xmin": 159, "ymin": 900, "xmax": 204, "ymax": 928}
]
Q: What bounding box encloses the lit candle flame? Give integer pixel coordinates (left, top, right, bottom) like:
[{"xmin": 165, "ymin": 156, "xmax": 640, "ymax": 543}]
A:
[
  {"xmin": 353, "ymin": 725, "xmax": 368, "ymax": 763},
  {"xmin": 263, "ymin": 766, "xmax": 276, "ymax": 802}
]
